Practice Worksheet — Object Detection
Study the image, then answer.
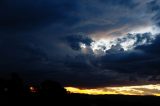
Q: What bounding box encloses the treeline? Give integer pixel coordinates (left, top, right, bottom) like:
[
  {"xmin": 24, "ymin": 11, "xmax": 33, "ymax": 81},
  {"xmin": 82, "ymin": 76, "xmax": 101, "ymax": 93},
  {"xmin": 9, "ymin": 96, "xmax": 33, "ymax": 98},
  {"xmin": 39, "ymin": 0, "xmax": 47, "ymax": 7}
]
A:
[{"xmin": 0, "ymin": 73, "xmax": 67, "ymax": 97}]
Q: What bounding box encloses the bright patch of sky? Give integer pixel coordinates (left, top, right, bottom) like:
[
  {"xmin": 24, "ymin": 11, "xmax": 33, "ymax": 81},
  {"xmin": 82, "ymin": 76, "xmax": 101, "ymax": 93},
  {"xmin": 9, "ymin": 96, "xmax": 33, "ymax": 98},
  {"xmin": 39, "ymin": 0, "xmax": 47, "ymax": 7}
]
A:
[{"xmin": 80, "ymin": 26, "xmax": 159, "ymax": 55}]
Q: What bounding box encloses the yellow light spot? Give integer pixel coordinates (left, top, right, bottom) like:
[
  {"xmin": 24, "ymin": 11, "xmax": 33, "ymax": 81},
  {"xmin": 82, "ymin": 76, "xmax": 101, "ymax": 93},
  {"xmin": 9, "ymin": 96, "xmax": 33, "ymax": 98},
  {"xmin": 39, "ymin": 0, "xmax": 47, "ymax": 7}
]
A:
[
  {"xmin": 30, "ymin": 86, "xmax": 34, "ymax": 90},
  {"xmin": 29, "ymin": 86, "xmax": 37, "ymax": 93}
]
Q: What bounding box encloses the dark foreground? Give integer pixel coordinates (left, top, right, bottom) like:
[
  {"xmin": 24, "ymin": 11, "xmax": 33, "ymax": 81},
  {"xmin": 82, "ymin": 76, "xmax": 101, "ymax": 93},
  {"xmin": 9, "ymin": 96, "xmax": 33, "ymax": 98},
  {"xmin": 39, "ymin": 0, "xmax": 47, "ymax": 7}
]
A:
[
  {"xmin": 0, "ymin": 73, "xmax": 160, "ymax": 106},
  {"xmin": 1, "ymin": 94, "xmax": 160, "ymax": 106}
]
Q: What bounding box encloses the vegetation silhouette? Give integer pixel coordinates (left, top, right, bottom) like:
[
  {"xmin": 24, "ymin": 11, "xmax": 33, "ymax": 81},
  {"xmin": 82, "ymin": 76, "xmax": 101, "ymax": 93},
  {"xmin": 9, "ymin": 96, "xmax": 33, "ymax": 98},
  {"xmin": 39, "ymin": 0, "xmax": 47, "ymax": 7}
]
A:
[
  {"xmin": 0, "ymin": 73, "xmax": 160, "ymax": 106},
  {"xmin": 41, "ymin": 80, "xmax": 67, "ymax": 97}
]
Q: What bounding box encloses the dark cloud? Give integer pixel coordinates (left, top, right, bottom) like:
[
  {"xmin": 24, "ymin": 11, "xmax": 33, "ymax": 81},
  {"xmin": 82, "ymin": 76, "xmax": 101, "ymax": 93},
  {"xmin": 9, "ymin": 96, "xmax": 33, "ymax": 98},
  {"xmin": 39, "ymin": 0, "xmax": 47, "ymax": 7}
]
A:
[
  {"xmin": 100, "ymin": 0, "xmax": 138, "ymax": 8},
  {"xmin": 0, "ymin": 45, "xmax": 47, "ymax": 71},
  {"xmin": 55, "ymin": 33, "xmax": 160, "ymax": 87},
  {"xmin": 136, "ymin": 34, "xmax": 160, "ymax": 55},
  {"xmin": 0, "ymin": 0, "xmax": 160, "ymax": 87},
  {"xmin": 99, "ymin": 34, "xmax": 160, "ymax": 75},
  {"xmin": 65, "ymin": 34, "xmax": 93, "ymax": 50},
  {"xmin": 106, "ymin": 44, "xmax": 124, "ymax": 54},
  {"xmin": 0, "ymin": 0, "xmax": 146, "ymax": 35},
  {"xmin": 95, "ymin": 34, "xmax": 160, "ymax": 75},
  {"xmin": 147, "ymin": 0, "xmax": 160, "ymax": 12},
  {"xmin": 147, "ymin": 0, "xmax": 160, "ymax": 27},
  {"xmin": 0, "ymin": 0, "xmax": 79, "ymax": 31}
]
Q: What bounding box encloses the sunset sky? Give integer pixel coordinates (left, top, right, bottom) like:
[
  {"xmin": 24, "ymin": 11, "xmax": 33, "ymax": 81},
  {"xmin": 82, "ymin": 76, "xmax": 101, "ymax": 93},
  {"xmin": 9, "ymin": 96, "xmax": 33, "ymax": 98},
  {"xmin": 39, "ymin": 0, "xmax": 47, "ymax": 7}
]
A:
[
  {"xmin": 1, "ymin": 0, "xmax": 160, "ymax": 95},
  {"xmin": 65, "ymin": 84, "xmax": 160, "ymax": 96}
]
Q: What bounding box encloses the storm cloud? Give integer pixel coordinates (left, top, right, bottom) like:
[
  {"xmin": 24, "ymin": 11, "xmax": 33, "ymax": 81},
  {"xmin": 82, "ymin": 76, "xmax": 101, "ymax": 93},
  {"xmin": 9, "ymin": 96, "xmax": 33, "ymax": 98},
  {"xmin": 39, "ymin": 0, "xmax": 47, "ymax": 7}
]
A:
[{"xmin": 0, "ymin": 0, "xmax": 160, "ymax": 88}]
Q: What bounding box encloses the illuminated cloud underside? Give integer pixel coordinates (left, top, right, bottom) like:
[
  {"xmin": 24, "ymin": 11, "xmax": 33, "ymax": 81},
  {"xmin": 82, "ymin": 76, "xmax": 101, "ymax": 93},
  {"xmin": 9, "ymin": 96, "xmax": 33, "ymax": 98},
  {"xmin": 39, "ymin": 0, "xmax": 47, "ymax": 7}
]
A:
[
  {"xmin": 80, "ymin": 26, "xmax": 159, "ymax": 56},
  {"xmin": 65, "ymin": 84, "xmax": 160, "ymax": 96}
]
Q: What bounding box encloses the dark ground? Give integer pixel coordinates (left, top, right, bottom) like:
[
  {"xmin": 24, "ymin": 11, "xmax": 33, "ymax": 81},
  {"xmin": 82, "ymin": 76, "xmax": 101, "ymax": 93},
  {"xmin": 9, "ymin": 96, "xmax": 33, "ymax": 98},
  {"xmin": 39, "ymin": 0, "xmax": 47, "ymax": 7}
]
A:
[
  {"xmin": 1, "ymin": 94, "xmax": 160, "ymax": 106},
  {"xmin": 0, "ymin": 73, "xmax": 160, "ymax": 106}
]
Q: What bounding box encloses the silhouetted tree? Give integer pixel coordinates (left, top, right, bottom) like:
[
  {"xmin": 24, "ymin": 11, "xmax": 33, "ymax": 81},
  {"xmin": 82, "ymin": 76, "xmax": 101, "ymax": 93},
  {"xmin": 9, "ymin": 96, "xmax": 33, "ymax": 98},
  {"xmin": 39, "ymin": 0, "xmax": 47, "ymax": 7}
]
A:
[
  {"xmin": 40, "ymin": 80, "xmax": 67, "ymax": 97},
  {"xmin": 8, "ymin": 73, "xmax": 24, "ymax": 96},
  {"xmin": 0, "ymin": 78, "xmax": 7, "ymax": 95}
]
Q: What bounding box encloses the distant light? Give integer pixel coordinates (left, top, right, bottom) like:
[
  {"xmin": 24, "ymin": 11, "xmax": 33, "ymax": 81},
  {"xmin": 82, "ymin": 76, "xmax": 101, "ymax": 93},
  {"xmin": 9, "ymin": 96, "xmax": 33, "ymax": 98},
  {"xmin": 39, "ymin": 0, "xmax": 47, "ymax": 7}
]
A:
[
  {"xmin": 30, "ymin": 86, "xmax": 34, "ymax": 90},
  {"xmin": 29, "ymin": 86, "xmax": 37, "ymax": 93}
]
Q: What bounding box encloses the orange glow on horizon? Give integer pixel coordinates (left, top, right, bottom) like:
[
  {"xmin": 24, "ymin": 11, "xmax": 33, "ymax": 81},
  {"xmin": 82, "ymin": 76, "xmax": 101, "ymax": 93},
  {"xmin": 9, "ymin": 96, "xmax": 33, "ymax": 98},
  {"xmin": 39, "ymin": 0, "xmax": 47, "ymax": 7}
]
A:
[{"xmin": 65, "ymin": 84, "xmax": 160, "ymax": 96}]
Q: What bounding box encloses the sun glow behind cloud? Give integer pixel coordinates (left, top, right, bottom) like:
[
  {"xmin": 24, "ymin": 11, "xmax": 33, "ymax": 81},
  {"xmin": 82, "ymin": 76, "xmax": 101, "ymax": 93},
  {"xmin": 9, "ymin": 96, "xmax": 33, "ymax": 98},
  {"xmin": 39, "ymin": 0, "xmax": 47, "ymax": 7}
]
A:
[
  {"xmin": 89, "ymin": 33, "xmax": 155, "ymax": 55},
  {"xmin": 65, "ymin": 84, "xmax": 160, "ymax": 96},
  {"xmin": 129, "ymin": 26, "xmax": 159, "ymax": 35},
  {"xmin": 80, "ymin": 26, "xmax": 159, "ymax": 55}
]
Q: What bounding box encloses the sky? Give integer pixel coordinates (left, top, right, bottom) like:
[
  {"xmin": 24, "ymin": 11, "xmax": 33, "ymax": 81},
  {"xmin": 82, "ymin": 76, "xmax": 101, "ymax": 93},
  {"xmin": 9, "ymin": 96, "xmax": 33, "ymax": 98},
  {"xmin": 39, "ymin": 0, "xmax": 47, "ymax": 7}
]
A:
[{"xmin": 1, "ymin": 0, "xmax": 160, "ymax": 95}]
